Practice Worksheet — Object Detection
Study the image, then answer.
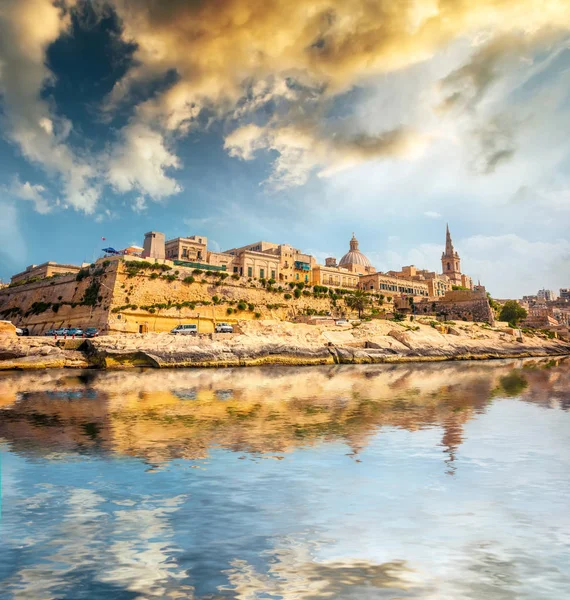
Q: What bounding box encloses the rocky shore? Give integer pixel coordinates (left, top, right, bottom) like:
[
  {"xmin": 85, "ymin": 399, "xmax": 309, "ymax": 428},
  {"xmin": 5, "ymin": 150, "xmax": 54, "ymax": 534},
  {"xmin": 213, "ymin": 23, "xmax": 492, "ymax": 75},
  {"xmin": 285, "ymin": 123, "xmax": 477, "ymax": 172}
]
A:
[{"xmin": 1, "ymin": 318, "xmax": 569, "ymax": 370}]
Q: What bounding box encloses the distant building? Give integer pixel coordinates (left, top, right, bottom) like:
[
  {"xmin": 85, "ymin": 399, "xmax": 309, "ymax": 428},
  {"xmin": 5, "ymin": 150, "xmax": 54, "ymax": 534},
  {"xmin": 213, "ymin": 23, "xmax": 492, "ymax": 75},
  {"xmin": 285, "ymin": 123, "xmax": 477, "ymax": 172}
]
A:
[
  {"xmin": 560, "ymin": 288, "xmax": 570, "ymax": 300},
  {"xmin": 10, "ymin": 262, "xmax": 84, "ymax": 285},
  {"xmin": 537, "ymin": 289, "xmax": 558, "ymax": 301},
  {"xmin": 338, "ymin": 234, "xmax": 376, "ymax": 275},
  {"xmin": 440, "ymin": 225, "xmax": 473, "ymax": 289},
  {"xmin": 142, "ymin": 231, "xmax": 165, "ymax": 260}
]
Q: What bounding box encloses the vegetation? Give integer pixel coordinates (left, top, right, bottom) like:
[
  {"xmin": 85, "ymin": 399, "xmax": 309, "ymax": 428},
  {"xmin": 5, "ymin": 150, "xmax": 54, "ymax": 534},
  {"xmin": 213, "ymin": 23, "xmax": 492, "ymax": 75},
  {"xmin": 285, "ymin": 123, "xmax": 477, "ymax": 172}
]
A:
[
  {"xmin": 183, "ymin": 276, "xmax": 195, "ymax": 284},
  {"xmin": 499, "ymin": 300, "xmax": 527, "ymax": 325},
  {"xmin": 344, "ymin": 290, "xmax": 368, "ymax": 318},
  {"xmin": 82, "ymin": 280, "xmax": 101, "ymax": 306}
]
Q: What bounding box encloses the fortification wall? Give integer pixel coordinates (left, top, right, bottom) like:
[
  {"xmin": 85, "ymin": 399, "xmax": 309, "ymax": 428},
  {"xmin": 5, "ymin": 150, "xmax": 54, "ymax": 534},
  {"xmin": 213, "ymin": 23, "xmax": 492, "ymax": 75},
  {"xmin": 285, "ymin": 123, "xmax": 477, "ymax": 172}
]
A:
[
  {"xmin": 0, "ymin": 260, "xmax": 343, "ymax": 334},
  {"xmin": 415, "ymin": 295, "xmax": 494, "ymax": 324},
  {"xmin": 108, "ymin": 261, "xmax": 337, "ymax": 333}
]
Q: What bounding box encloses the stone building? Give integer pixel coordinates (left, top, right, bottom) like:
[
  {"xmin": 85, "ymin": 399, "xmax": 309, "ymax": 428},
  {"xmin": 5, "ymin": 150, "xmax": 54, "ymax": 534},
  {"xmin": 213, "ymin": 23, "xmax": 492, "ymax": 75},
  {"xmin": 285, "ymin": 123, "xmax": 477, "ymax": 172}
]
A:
[
  {"xmin": 360, "ymin": 271, "xmax": 430, "ymax": 297},
  {"xmin": 338, "ymin": 234, "xmax": 376, "ymax": 275},
  {"xmin": 387, "ymin": 265, "xmax": 450, "ymax": 297},
  {"xmin": 441, "ymin": 225, "xmax": 472, "ymax": 289},
  {"xmin": 10, "ymin": 261, "xmax": 84, "ymax": 285},
  {"xmin": 224, "ymin": 241, "xmax": 316, "ymax": 283},
  {"xmin": 142, "ymin": 231, "xmax": 166, "ymax": 260},
  {"xmin": 312, "ymin": 264, "xmax": 360, "ymax": 289}
]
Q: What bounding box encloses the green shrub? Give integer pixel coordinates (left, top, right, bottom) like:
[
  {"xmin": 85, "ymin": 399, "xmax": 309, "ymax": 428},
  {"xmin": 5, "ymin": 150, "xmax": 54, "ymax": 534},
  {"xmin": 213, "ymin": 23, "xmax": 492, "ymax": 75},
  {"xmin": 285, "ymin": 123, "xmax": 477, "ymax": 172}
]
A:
[
  {"xmin": 237, "ymin": 301, "xmax": 247, "ymax": 311},
  {"xmin": 294, "ymin": 288, "xmax": 302, "ymax": 298},
  {"xmin": 227, "ymin": 307, "xmax": 234, "ymax": 315},
  {"xmin": 212, "ymin": 295, "xmax": 221, "ymax": 304},
  {"xmin": 82, "ymin": 281, "xmax": 101, "ymax": 306},
  {"xmin": 284, "ymin": 293, "xmax": 292, "ymax": 300},
  {"xmin": 248, "ymin": 303, "xmax": 255, "ymax": 311},
  {"xmin": 183, "ymin": 276, "xmax": 195, "ymax": 284},
  {"xmin": 149, "ymin": 308, "xmax": 156, "ymax": 314},
  {"xmin": 254, "ymin": 312, "xmax": 261, "ymax": 319},
  {"xmin": 231, "ymin": 273, "xmax": 240, "ymax": 280},
  {"xmin": 150, "ymin": 272, "xmax": 159, "ymax": 280},
  {"xmin": 75, "ymin": 268, "xmax": 89, "ymax": 281},
  {"xmin": 193, "ymin": 269, "xmax": 203, "ymax": 275}
]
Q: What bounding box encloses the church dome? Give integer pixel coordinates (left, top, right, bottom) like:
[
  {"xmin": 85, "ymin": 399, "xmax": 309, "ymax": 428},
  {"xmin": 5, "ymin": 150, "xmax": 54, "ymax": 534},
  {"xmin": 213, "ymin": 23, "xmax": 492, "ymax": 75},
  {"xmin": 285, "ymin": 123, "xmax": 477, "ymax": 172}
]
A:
[{"xmin": 339, "ymin": 234, "xmax": 372, "ymax": 268}]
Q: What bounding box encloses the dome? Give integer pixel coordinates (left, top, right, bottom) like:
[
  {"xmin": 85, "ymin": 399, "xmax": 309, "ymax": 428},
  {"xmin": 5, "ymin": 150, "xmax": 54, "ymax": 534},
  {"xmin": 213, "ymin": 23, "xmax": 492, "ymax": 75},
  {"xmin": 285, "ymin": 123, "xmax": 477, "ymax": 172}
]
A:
[{"xmin": 338, "ymin": 234, "xmax": 372, "ymax": 268}]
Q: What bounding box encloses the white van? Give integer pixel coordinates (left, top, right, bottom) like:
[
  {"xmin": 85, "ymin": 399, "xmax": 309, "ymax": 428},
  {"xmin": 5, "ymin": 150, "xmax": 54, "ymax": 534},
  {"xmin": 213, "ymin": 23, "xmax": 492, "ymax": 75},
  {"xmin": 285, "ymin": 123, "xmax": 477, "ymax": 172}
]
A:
[{"xmin": 170, "ymin": 324, "xmax": 198, "ymax": 336}]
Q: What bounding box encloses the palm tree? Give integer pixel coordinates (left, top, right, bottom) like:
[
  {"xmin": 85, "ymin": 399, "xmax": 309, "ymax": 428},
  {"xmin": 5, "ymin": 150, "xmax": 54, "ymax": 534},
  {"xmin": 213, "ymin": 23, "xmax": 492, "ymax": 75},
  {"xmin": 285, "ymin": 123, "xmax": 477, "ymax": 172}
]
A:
[{"xmin": 345, "ymin": 290, "xmax": 368, "ymax": 318}]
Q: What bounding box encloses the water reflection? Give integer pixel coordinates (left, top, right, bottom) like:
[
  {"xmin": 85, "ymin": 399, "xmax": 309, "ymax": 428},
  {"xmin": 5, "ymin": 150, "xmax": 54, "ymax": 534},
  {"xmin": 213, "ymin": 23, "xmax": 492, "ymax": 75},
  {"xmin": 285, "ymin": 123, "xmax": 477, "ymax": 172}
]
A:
[{"xmin": 1, "ymin": 358, "xmax": 569, "ymax": 599}]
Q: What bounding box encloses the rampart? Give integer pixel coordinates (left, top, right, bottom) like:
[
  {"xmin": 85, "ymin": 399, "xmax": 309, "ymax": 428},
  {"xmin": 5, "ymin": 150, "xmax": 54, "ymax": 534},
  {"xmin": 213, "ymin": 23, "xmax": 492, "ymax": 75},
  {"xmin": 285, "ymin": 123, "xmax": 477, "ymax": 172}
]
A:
[{"xmin": 0, "ymin": 258, "xmax": 351, "ymax": 334}]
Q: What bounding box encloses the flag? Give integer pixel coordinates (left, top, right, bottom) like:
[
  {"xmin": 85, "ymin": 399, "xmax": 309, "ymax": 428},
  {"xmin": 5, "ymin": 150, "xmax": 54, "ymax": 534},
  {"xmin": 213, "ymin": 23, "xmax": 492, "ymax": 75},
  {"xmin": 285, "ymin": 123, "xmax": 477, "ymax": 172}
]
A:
[{"xmin": 101, "ymin": 237, "xmax": 106, "ymax": 241}]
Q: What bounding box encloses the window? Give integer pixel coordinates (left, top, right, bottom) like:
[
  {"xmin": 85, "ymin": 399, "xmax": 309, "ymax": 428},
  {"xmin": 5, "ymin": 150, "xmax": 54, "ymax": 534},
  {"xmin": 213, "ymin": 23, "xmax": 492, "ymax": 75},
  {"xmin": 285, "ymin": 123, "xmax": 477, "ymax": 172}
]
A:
[
  {"xmin": 248, "ymin": 266, "xmax": 253, "ymax": 277},
  {"xmin": 296, "ymin": 273, "xmax": 299, "ymax": 280},
  {"xmin": 260, "ymin": 268, "xmax": 265, "ymax": 279},
  {"xmin": 271, "ymin": 270, "xmax": 276, "ymax": 280},
  {"xmin": 305, "ymin": 275, "xmax": 308, "ymax": 283},
  {"xmin": 447, "ymin": 262, "xmax": 450, "ymax": 270},
  {"xmin": 233, "ymin": 266, "xmax": 238, "ymax": 273}
]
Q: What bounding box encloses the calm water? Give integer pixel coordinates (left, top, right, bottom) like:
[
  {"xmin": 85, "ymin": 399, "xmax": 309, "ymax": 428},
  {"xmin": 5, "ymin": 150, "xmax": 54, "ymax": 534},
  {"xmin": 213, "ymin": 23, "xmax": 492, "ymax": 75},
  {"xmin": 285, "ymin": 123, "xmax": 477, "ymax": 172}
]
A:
[{"xmin": 1, "ymin": 359, "xmax": 569, "ymax": 599}]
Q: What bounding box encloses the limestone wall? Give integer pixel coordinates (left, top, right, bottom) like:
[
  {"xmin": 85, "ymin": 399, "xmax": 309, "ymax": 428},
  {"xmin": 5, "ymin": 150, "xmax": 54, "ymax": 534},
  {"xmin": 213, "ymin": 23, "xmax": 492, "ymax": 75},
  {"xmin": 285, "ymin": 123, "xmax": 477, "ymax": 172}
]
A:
[
  {"xmin": 0, "ymin": 264, "xmax": 120, "ymax": 334},
  {"xmin": 415, "ymin": 295, "xmax": 495, "ymax": 324},
  {"xmin": 0, "ymin": 259, "xmax": 344, "ymax": 334},
  {"xmin": 108, "ymin": 261, "xmax": 338, "ymax": 333}
]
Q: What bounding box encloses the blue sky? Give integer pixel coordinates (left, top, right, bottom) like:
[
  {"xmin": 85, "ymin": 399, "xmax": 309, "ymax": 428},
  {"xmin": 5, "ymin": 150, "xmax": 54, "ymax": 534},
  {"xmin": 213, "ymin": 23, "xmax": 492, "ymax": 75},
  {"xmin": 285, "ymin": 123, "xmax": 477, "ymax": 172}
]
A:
[{"xmin": 1, "ymin": 0, "xmax": 569, "ymax": 296}]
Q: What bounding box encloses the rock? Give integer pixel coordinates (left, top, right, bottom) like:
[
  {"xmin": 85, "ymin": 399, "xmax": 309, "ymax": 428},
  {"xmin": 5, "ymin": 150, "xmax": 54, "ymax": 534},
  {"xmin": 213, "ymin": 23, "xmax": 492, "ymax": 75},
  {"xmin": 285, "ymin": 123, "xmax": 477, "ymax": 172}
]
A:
[{"xmin": 0, "ymin": 320, "xmax": 17, "ymax": 338}]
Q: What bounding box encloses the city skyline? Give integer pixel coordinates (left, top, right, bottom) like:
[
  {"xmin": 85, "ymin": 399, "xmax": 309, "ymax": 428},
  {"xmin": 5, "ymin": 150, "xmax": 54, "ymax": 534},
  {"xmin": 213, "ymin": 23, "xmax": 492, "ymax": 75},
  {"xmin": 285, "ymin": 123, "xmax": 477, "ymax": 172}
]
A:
[{"xmin": 1, "ymin": 0, "xmax": 570, "ymax": 296}]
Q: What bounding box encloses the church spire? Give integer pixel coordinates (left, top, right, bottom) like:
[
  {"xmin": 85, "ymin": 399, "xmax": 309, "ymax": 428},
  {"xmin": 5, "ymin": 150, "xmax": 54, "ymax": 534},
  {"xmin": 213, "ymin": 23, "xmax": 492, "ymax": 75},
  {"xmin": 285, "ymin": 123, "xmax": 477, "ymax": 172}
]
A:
[{"xmin": 445, "ymin": 223, "xmax": 455, "ymax": 256}]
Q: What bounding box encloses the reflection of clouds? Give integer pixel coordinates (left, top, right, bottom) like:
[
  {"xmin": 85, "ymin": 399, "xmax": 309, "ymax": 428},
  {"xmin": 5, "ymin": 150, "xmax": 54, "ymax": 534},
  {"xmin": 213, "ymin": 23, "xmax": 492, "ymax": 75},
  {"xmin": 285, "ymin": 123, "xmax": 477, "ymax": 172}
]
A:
[
  {"xmin": 3, "ymin": 488, "xmax": 192, "ymax": 599},
  {"xmin": 221, "ymin": 534, "xmax": 429, "ymax": 599}
]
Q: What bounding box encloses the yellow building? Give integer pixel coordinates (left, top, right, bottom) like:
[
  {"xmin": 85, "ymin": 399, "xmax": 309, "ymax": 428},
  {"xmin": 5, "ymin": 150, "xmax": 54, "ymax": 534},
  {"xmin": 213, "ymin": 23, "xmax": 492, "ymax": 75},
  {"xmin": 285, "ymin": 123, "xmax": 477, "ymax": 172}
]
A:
[{"xmin": 10, "ymin": 261, "xmax": 85, "ymax": 285}]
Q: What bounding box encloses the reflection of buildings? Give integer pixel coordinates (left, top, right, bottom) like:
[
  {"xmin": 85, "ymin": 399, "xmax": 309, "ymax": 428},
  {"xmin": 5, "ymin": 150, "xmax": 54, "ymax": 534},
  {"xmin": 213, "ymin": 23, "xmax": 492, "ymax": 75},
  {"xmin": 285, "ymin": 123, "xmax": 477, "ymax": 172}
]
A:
[{"xmin": 1, "ymin": 359, "xmax": 567, "ymax": 468}]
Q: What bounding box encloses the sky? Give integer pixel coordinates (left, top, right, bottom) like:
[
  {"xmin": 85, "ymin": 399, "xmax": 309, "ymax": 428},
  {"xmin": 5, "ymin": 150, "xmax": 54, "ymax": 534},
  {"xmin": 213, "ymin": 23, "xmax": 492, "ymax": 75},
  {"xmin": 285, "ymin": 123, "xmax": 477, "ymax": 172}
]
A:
[{"xmin": 1, "ymin": 0, "xmax": 569, "ymax": 297}]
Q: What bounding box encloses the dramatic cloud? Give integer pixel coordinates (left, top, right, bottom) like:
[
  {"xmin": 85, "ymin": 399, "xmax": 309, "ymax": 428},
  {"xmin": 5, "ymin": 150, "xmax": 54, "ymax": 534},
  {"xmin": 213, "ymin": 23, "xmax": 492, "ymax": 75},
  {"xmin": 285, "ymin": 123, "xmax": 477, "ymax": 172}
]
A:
[
  {"xmin": 101, "ymin": 0, "xmax": 570, "ymax": 191},
  {"xmin": 0, "ymin": 0, "xmax": 100, "ymax": 212},
  {"xmin": 225, "ymin": 122, "xmax": 428, "ymax": 189},
  {"xmin": 106, "ymin": 122, "xmax": 182, "ymax": 199},
  {"xmin": 9, "ymin": 178, "xmax": 52, "ymax": 214}
]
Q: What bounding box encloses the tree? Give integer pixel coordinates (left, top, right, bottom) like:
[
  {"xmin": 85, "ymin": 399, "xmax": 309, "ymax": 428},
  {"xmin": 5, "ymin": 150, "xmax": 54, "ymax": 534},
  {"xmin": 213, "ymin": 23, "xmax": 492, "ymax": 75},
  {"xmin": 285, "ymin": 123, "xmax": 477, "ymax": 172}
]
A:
[
  {"xmin": 499, "ymin": 300, "xmax": 527, "ymax": 325},
  {"xmin": 345, "ymin": 290, "xmax": 368, "ymax": 318}
]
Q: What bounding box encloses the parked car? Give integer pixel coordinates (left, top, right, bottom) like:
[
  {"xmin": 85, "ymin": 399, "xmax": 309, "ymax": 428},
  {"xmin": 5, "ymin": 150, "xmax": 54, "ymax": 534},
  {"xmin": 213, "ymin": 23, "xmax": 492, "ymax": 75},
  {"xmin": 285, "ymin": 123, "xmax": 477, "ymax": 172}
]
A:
[
  {"xmin": 83, "ymin": 327, "xmax": 100, "ymax": 338},
  {"xmin": 65, "ymin": 328, "xmax": 84, "ymax": 337},
  {"xmin": 215, "ymin": 322, "xmax": 233, "ymax": 333},
  {"xmin": 54, "ymin": 328, "xmax": 67, "ymax": 336},
  {"xmin": 335, "ymin": 319, "xmax": 349, "ymax": 325},
  {"xmin": 171, "ymin": 324, "xmax": 198, "ymax": 336},
  {"xmin": 44, "ymin": 329, "xmax": 55, "ymax": 336},
  {"xmin": 15, "ymin": 327, "xmax": 30, "ymax": 336}
]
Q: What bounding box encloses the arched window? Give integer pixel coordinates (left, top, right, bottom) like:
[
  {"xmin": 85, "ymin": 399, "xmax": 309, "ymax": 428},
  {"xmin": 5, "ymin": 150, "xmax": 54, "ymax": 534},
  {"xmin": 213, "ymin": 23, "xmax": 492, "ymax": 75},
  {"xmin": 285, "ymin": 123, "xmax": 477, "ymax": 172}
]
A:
[{"xmin": 447, "ymin": 262, "xmax": 450, "ymax": 271}]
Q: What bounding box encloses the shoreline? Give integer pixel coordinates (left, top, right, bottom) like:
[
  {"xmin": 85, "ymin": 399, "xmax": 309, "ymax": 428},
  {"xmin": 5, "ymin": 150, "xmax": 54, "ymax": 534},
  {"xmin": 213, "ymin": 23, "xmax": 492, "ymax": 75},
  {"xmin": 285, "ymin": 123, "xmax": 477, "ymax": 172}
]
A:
[{"xmin": 2, "ymin": 319, "xmax": 570, "ymax": 370}]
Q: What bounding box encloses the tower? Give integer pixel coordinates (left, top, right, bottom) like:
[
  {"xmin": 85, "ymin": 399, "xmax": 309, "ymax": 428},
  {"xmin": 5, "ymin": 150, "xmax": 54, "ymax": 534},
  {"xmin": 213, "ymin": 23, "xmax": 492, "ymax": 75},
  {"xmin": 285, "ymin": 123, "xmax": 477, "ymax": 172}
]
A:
[
  {"xmin": 142, "ymin": 231, "xmax": 165, "ymax": 260},
  {"xmin": 441, "ymin": 224, "xmax": 462, "ymax": 286}
]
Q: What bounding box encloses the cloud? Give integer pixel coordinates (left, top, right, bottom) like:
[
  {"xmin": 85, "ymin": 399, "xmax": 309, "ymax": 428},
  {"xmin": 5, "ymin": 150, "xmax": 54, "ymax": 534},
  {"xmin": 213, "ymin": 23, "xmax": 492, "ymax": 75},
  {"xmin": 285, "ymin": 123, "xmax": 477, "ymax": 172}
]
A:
[
  {"xmin": 9, "ymin": 178, "xmax": 52, "ymax": 214},
  {"xmin": 225, "ymin": 122, "xmax": 428, "ymax": 189},
  {"xmin": 424, "ymin": 211, "xmax": 442, "ymax": 219},
  {"xmin": 101, "ymin": 0, "xmax": 570, "ymax": 190},
  {"xmin": 106, "ymin": 122, "xmax": 182, "ymax": 199},
  {"xmin": 132, "ymin": 195, "xmax": 147, "ymax": 212},
  {"xmin": 0, "ymin": 0, "xmax": 100, "ymax": 212}
]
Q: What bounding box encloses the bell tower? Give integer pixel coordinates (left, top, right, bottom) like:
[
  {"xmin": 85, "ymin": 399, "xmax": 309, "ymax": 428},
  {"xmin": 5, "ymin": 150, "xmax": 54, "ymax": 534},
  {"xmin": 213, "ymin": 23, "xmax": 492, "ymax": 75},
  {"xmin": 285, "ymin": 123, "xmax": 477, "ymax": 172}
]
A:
[{"xmin": 441, "ymin": 224, "xmax": 462, "ymax": 286}]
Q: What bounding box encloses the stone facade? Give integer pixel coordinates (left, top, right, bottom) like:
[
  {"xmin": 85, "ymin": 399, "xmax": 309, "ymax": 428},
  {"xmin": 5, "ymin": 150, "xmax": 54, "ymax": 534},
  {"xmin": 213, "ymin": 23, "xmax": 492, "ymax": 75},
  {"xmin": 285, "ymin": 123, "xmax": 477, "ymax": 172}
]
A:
[
  {"xmin": 312, "ymin": 264, "xmax": 360, "ymax": 289},
  {"xmin": 142, "ymin": 231, "xmax": 165, "ymax": 260},
  {"xmin": 360, "ymin": 271, "xmax": 430, "ymax": 297},
  {"xmin": 10, "ymin": 261, "xmax": 84, "ymax": 285},
  {"xmin": 414, "ymin": 289, "xmax": 495, "ymax": 324}
]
